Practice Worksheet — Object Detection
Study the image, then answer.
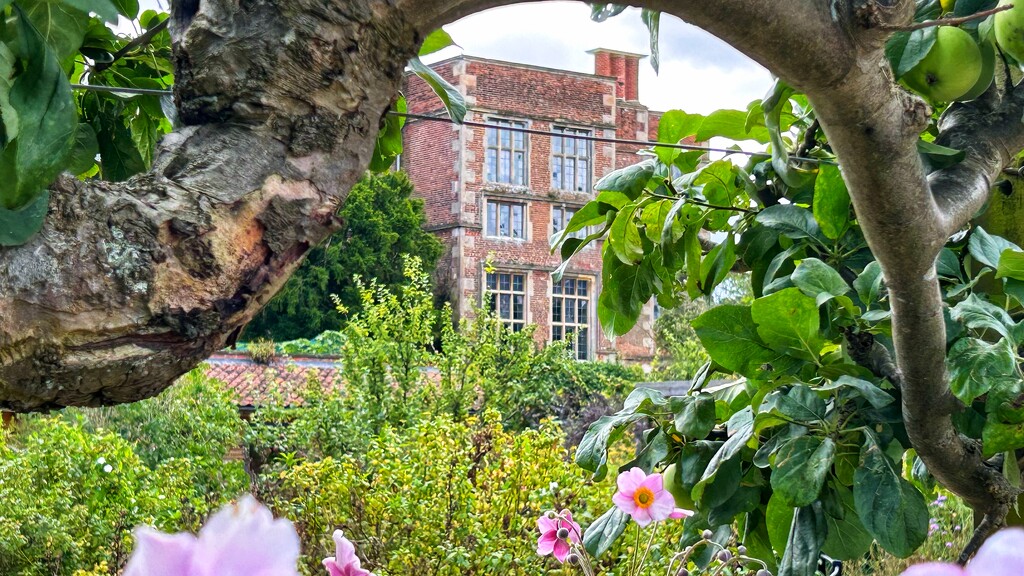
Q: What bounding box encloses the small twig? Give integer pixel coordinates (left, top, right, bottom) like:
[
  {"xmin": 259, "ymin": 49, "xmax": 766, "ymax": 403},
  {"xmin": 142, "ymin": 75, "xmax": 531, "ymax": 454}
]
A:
[
  {"xmin": 879, "ymin": 4, "xmax": 1011, "ymax": 32},
  {"xmin": 92, "ymin": 18, "xmax": 169, "ymax": 73},
  {"xmin": 958, "ymin": 513, "xmax": 1001, "ymax": 565},
  {"xmin": 796, "ymin": 119, "xmax": 820, "ymax": 158}
]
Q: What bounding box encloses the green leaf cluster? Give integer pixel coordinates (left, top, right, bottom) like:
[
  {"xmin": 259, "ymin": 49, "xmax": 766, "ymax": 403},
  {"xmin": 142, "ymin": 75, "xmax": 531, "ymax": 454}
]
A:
[{"xmin": 0, "ymin": 2, "xmax": 173, "ymax": 245}]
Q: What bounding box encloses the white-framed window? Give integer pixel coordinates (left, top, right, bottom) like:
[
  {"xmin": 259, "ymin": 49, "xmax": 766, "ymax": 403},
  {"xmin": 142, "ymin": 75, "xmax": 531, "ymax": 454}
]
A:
[
  {"xmin": 551, "ymin": 205, "xmax": 585, "ymax": 240},
  {"xmin": 486, "ymin": 119, "xmax": 527, "ymax": 185},
  {"xmin": 486, "ymin": 199, "xmax": 526, "ymax": 239},
  {"xmin": 486, "ymin": 271, "xmax": 526, "ymax": 332},
  {"xmin": 551, "ymin": 126, "xmax": 592, "ymax": 192},
  {"xmin": 552, "ymin": 276, "xmax": 591, "ymax": 360}
]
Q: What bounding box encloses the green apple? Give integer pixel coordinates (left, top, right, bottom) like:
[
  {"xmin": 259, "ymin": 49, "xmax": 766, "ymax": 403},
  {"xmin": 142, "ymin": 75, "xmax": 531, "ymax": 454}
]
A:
[
  {"xmin": 958, "ymin": 38, "xmax": 996, "ymax": 101},
  {"xmin": 902, "ymin": 26, "xmax": 983, "ymax": 103},
  {"xmin": 663, "ymin": 463, "xmax": 695, "ymax": 509},
  {"xmin": 995, "ymin": 0, "xmax": 1024, "ymax": 64}
]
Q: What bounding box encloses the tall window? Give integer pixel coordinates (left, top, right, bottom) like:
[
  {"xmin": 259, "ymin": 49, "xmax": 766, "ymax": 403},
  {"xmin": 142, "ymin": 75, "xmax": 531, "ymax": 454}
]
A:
[
  {"xmin": 551, "ymin": 127, "xmax": 591, "ymax": 192},
  {"xmin": 552, "ymin": 205, "xmax": 585, "ymax": 240},
  {"xmin": 486, "ymin": 120, "xmax": 527, "ymax": 185},
  {"xmin": 486, "ymin": 200, "xmax": 525, "ymax": 239},
  {"xmin": 486, "ymin": 271, "xmax": 526, "ymax": 332},
  {"xmin": 552, "ymin": 277, "xmax": 591, "ymax": 360}
]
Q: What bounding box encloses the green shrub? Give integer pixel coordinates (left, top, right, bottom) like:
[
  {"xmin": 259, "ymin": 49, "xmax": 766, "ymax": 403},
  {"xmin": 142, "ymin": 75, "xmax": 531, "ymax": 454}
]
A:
[
  {"xmin": 0, "ymin": 417, "xmax": 181, "ymax": 575},
  {"xmin": 0, "ymin": 373, "xmax": 250, "ymax": 575},
  {"xmin": 266, "ymin": 410, "xmax": 684, "ymax": 576},
  {"xmin": 79, "ymin": 370, "xmax": 246, "ymax": 469}
]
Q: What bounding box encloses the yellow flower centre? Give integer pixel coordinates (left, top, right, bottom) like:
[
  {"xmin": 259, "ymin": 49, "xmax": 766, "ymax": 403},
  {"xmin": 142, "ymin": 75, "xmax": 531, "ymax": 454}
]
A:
[{"xmin": 633, "ymin": 487, "xmax": 655, "ymax": 509}]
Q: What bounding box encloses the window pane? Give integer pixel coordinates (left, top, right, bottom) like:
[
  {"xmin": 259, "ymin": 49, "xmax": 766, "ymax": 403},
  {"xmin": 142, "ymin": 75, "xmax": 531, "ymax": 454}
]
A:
[
  {"xmin": 514, "ymin": 128, "xmax": 524, "ymax": 149},
  {"xmin": 486, "ymin": 272, "xmax": 497, "ymax": 290},
  {"xmin": 512, "ymin": 204, "xmax": 523, "ymax": 238},
  {"xmin": 553, "ymin": 279, "xmax": 562, "ymax": 294},
  {"xmin": 500, "ymin": 204, "xmax": 510, "ymax": 236},
  {"xmin": 552, "ymin": 159, "xmax": 561, "ymax": 189},
  {"xmin": 565, "ymin": 299, "xmax": 575, "ymax": 323},
  {"xmin": 565, "ymin": 160, "xmax": 574, "ymax": 192},
  {"xmin": 513, "ymin": 322, "xmax": 524, "ymax": 332},
  {"xmin": 501, "ymin": 128, "xmax": 511, "ymax": 147},
  {"xmin": 577, "ymin": 279, "xmax": 588, "ymax": 296},
  {"xmin": 552, "ymin": 298, "xmax": 562, "ymax": 322},
  {"xmin": 565, "ymin": 136, "xmax": 575, "ymax": 155},
  {"xmin": 578, "ymin": 328, "xmax": 588, "ymax": 360},
  {"xmin": 487, "ymin": 127, "xmax": 497, "ymax": 147},
  {"xmin": 552, "ymin": 207, "xmax": 563, "ymax": 233},
  {"xmin": 565, "ymin": 278, "xmax": 576, "ymax": 295},
  {"xmin": 499, "ymin": 273, "xmax": 510, "ymax": 291},
  {"xmin": 578, "ymin": 299, "xmax": 588, "ymax": 320},
  {"xmin": 552, "ymin": 134, "xmax": 562, "ymax": 153},
  {"xmin": 578, "ymin": 160, "xmax": 589, "ymax": 191},
  {"xmin": 553, "ymin": 326, "xmax": 562, "ymax": 340},
  {"xmin": 515, "ymin": 152, "xmax": 525, "ymax": 185},
  {"xmin": 513, "ymin": 295, "xmax": 524, "ymax": 320},
  {"xmin": 512, "ymin": 274, "xmax": 523, "ymax": 292},
  {"xmin": 500, "ymin": 151, "xmax": 511, "ymax": 183},
  {"xmin": 579, "ymin": 139, "xmax": 590, "ymax": 158},
  {"xmin": 486, "ymin": 149, "xmax": 497, "ymax": 182},
  {"xmin": 499, "ymin": 293, "xmax": 511, "ymax": 319},
  {"xmin": 487, "ymin": 202, "xmax": 497, "ymax": 236}
]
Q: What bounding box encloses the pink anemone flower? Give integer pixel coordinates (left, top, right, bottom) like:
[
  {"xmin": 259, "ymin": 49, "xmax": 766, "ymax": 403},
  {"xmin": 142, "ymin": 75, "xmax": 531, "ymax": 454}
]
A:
[
  {"xmin": 901, "ymin": 528, "xmax": 1024, "ymax": 576},
  {"xmin": 323, "ymin": 530, "xmax": 373, "ymax": 576},
  {"xmin": 612, "ymin": 467, "xmax": 682, "ymax": 527},
  {"xmin": 123, "ymin": 494, "xmax": 300, "ymax": 576},
  {"xmin": 537, "ymin": 510, "xmax": 582, "ymax": 563}
]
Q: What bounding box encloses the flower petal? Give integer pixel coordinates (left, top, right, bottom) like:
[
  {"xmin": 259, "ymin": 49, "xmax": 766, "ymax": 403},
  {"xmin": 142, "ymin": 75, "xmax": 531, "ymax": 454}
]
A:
[
  {"xmin": 669, "ymin": 508, "xmax": 694, "ymax": 519},
  {"xmin": 632, "ymin": 505, "xmax": 654, "ymax": 528},
  {"xmin": 537, "ymin": 531, "xmax": 557, "ymax": 556},
  {"xmin": 537, "ymin": 515, "xmax": 557, "ymax": 534},
  {"xmin": 967, "ymin": 528, "xmax": 1024, "ymax": 576},
  {"xmin": 640, "ymin": 473, "xmax": 665, "ymax": 495},
  {"xmin": 616, "ymin": 467, "xmax": 646, "ymax": 495},
  {"xmin": 613, "ymin": 491, "xmax": 638, "ymax": 514},
  {"xmin": 553, "ymin": 538, "xmax": 572, "ymax": 563},
  {"xmin": 191, "ymin": 495, "xmax": 301, "ymax": 576},
  {"xmin": 565, "ymin": 519, "xmax": 583, "ymax": 543},
  {"xmin": 900, "ymin": 563, "xmax": 966, "ymax": 576},
  {"xmin": 123, "ymin": 526, "xmax": 197, "ymax": 576}
]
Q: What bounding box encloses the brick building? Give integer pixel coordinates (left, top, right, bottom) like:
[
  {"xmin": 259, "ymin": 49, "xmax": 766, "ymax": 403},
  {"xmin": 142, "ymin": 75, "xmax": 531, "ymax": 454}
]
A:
[{"xmin": 403, "ymin": 49, "xmax": 665, "ymax": 365}]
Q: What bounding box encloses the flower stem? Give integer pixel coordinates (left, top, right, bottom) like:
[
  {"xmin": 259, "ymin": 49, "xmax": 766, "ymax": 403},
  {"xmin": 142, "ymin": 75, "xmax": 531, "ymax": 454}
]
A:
[{"xmin": 634, "ymin": 522, "xmax": 660, "ymax": 576}]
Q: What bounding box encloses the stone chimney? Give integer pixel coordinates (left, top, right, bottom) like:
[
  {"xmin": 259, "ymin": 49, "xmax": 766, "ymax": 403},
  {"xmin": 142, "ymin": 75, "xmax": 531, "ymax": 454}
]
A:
[{"xmin": 589, "ymin": 48, "xmax": 646, "ymax": 101}]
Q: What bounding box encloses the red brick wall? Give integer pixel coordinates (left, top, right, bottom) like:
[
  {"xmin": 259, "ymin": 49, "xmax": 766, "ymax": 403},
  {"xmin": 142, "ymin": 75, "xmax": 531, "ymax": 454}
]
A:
[{"xmin": 403, "ymin": 56, "xmax": 657, "ymax": 364}]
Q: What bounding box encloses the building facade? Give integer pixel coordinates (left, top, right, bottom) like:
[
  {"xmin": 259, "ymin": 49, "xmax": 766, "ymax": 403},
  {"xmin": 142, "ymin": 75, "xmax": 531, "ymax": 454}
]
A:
[{"xmin": 403, "ymin": 49, "xmax": 665, "ymax": 364}]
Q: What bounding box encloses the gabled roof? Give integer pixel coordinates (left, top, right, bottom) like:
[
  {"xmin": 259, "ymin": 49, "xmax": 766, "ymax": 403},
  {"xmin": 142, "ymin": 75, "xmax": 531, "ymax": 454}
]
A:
[{"xmin": 203, "ymin": 353, "xmax": 342, "ymax": 408}]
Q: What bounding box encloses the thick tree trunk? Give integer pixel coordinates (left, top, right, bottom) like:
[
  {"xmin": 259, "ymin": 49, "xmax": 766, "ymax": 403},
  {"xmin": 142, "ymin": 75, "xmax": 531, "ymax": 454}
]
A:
[{"xmin": 0, "ymin": 0, "xmax": 421, "ymax": 409}]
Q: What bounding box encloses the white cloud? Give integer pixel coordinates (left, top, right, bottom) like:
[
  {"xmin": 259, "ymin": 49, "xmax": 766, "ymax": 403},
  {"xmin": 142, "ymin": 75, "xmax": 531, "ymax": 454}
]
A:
[
  {"xmin": 126, "ymin": 1, "xmax": 772, "ymax": 116},
  {"xmin": 431, "ymin": 2, "xmax": 772, "ymax": 115}
]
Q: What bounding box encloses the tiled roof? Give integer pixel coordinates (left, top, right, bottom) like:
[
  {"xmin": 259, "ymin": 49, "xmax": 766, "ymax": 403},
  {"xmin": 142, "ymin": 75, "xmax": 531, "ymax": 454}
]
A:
[{"xmin": 202, "ymin": 353, "xmax": 343, "ymax": 407}]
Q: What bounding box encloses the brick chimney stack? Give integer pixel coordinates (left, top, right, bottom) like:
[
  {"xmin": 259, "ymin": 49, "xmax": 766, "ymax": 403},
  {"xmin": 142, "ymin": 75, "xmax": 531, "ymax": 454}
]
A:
[{"xmin": 589, "ymin": 48, "xmax": 645, "ymax": 101}]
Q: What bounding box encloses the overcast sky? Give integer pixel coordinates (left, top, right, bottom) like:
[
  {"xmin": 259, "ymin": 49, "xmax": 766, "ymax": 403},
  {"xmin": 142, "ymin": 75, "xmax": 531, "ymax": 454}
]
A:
[
  {"xmin": 132, "ymin": 1, "xmax": 770, "ymax": 115},
  {"xmin": 429, "ymin": 2, "xmax": 772, "ymax": 115}
]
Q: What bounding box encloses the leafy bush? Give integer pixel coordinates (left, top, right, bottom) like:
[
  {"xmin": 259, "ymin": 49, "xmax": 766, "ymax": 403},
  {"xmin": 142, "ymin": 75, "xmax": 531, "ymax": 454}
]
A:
[
  {"xmin": 80, "ymin": 370, "xmax": 246, "ymax": 470},
  {"xmin": 266, "ymin": 410, "xmax": 684, "ymax": 576},
  {"xmin": 0, "ymin": 374, "xmax": 250, "ymax": 575}
]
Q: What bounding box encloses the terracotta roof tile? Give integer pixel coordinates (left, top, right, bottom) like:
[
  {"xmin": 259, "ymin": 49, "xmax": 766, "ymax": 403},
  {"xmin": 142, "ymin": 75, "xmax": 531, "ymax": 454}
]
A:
[{"xmin": 203, "ymin": 353, "xmax": 343, "ymax": 407}]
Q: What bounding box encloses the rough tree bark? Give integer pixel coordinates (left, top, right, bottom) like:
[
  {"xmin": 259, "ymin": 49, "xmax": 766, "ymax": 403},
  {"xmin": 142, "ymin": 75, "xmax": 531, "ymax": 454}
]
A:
[{"xmin": 0, "ymin": 0, "xmax": 1022, "ymax": 545}]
